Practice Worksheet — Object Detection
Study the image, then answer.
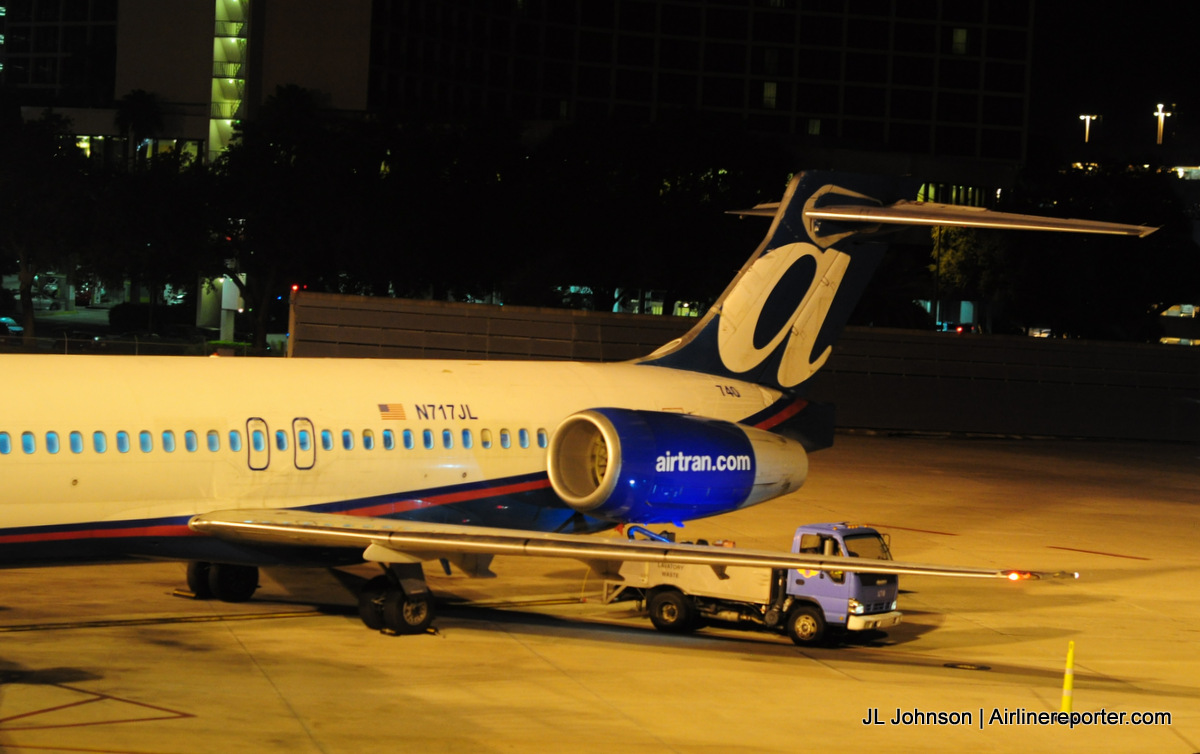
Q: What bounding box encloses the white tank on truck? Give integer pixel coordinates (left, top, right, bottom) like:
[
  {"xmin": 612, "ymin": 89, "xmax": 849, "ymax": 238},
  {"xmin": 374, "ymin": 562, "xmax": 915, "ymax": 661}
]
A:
[{"xmin": 604, "ymin": 523, "xmax": 902, "ymax": 645}]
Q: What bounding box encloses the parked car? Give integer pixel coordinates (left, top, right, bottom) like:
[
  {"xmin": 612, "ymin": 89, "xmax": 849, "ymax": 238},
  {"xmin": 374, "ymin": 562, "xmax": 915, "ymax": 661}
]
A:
[
  {"xmin": 943, "ymin": 322, "xmax": 982, "ymax": 334},
  {"xmin": 0, "ymin": 316, "xmax": 23, "ymax": 336}
]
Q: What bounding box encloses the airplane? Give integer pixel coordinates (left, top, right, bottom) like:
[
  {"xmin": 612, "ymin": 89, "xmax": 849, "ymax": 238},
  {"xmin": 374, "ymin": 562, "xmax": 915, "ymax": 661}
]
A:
[{"xmin": 0, "ymin": 171, "xmax": 1154, "ymax": 635}]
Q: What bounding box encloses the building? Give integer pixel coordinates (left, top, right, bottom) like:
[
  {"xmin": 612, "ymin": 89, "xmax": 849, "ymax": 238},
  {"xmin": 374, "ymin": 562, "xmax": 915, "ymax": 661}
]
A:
[
  {"xmin": 369, "ymin": 0, "xmax": 1034, "ymax": 190},
  {"xmin": 0, "ymin": 0, "xmax": 371, "ymax": 164},
  {"xmin": 2, "ymin": 0, "xmax": 1032, "ymax": 192}
]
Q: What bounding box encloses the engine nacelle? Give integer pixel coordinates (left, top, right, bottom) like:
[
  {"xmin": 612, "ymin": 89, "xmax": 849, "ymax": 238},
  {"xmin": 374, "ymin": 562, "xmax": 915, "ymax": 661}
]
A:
[{"xmin": 546, "ymin": 408, "xmax": 808, "ymax": 524}]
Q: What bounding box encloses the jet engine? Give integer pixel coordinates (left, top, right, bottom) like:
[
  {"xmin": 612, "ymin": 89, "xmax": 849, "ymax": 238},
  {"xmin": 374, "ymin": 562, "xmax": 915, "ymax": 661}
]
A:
[{"xmin": 546, "ymin": 408, "xmax": 808, "ymax": 524}]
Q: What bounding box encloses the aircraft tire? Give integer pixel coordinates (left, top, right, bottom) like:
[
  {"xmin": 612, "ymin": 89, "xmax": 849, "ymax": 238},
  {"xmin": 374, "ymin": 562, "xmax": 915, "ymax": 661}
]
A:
[
  {"xmin": 785, "ymin": 604, "xmax": 826, "ymax": 646},
  {"xmin": 382, "ymin": 590, "xmax": 433, "ymax": 635},
  {"xmin": 186, "ymin": 561, "xmax": 214, "ymax": 599},
  {"xmin": 357, "ymin": 575, "xmax": 391, "ymax": 630},
  {"xmin": 207, "ymin": 563, "xmax": 259, "ymax": 603},
  {"xmin": 647, "ymin": 589, "xmax": 697, "ymax": 633}
]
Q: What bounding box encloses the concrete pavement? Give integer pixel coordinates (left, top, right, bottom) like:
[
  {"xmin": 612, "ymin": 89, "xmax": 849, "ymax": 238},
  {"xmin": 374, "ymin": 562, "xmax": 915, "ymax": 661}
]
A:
[{"xmin": 1, "ymin": 433, "xmax": 1197, "ymax": 753}]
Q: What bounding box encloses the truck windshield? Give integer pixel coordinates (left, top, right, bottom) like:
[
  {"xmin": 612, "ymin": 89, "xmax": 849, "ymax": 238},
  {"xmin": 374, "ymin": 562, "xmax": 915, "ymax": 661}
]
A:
[{"xmin": 842, "ymin": 533, "xmax": 891, "ymax": 560}]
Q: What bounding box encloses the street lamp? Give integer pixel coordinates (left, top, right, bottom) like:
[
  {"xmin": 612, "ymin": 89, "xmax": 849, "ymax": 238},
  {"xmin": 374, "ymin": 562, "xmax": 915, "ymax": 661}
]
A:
[
  {"xmin": 1079, "ymin": 114, "xmax": 1099, "ymax": 143},
  {"xmin": 1153, "ymin": 103, "xmax": 1172, "ymax": 145}
]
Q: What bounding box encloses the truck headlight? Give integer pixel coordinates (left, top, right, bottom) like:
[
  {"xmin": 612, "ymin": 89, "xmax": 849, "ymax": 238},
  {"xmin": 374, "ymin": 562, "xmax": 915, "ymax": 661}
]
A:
[
  {"xmin": 890, "ymin": 600, "xmax": 897, "ymax": 611},
  {"xmin": 847, "ymin": 598, "xmax": 865, "ymax": 615}
]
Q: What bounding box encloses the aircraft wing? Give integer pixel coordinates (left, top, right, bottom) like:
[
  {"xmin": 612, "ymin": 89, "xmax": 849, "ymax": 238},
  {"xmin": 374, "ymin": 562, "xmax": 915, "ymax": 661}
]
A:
[{"xmin": 189, "ymin": 509, "xmax": 1076, "ymax": 581}]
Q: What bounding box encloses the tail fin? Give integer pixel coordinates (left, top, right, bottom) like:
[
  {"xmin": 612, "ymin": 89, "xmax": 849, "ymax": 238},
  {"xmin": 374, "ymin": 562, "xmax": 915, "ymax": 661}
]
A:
[{"xmin": 638, "ymin": 170, "xmax": 1156, "ymax": 392}]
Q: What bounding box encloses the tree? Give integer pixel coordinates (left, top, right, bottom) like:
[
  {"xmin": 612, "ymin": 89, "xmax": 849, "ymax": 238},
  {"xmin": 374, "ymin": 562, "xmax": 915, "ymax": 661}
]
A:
[
  {"xmin": 929, "ymin": 225, "xmax": 1015, "ymax": 332},
  {"xmin": 928, "ymin": 170, "xmax": 1198, "ymax": 339},
  {"xmin": 115, "ymin": 89, "xmax": 165, "ymax": 165},
  {"xmin": 89, "ymin": 149, "xmax": 213, "ymax": 334},
  {"xmin": 506, "ymin": 118, "xmax": 788, "ymax": 310},
  {"xmin": 211, "ymin": 85, "xmax": 394, "ymax": 349},
  {"xmin": 0, "ymin": 111, "xmax": 92, "ymax": 344}
]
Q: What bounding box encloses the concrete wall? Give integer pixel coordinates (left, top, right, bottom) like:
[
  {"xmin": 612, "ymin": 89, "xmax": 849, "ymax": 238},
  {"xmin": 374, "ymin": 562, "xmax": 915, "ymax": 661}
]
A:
[
  {"xmin": 806, "ymin": 329, "xmax": 1199, "ymax": 442},
  {"xmin": 289, "ymin": 292, "xmax": 1200, "ymax": 442},
  {"xmin": 288, "ymin": 291, "xmax": 694, "ymax": 362}
]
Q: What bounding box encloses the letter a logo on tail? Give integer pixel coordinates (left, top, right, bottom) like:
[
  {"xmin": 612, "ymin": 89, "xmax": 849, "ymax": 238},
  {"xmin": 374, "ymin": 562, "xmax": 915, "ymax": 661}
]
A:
[{"xmin": 639, "ymin": 171, "xmax": 901, "ymax": 392}]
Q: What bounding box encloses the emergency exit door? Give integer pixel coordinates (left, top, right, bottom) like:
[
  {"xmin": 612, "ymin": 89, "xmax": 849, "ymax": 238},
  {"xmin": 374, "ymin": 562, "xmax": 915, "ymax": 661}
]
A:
[{"xmin": 293, "ymin": 418, "xmax": 316, "ymax": 470}]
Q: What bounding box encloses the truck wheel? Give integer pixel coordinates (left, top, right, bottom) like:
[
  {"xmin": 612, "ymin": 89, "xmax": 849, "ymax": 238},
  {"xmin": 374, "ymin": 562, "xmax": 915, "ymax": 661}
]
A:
[
  {"xmin": 786, "ymin": 604, "xmax": 826, "ymax": 646},
  {"xmin": 647, "ymin": 589, "xmax": 697, "ymax": 633}
]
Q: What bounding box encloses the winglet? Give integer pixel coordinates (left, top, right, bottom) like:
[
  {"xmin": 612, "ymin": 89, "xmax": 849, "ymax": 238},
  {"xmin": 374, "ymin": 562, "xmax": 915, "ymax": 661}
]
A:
[{"xmin": 1002, "ymin": 569, "xmax": 1080, "ymax": 581}]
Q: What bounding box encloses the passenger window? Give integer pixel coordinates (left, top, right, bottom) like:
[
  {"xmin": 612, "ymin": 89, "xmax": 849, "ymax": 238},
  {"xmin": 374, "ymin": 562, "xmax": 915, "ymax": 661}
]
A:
[
  {"xmin": 229, "ymin": 430, "xmax": 243, "ymax": 452},
  {"xmin": 207, "ymin": 430, "xmax": 221, "ymax": 452},
  {"xmin": 382, "ymin": 429, "xmax": 395, "ymax": 450},
  {"xmin": 275, "ymin": 430, "xmax": 288, "ymax": 451},
  {"xmin": 499, "ymin": 429, "xmax": 511, "ymax": 449},
  {"xmin": 94, "ymin": 432, "xmax": 107, "ymax": 453},
  {"xmin": 46, "ymin": 432, "xmax": 60, "ymax": 454},
  {"xmin": 537, "ymin": 429, "xmax": 548, "ymax": 448},
  {"xmin": 422, "ymin": 429, "xmax": 433, "ymax": 450},
  {"xmin": 69, "ymin": 431, "xmax": 84, "ymax": 454},
  {"xmin": 403, "ymin": 429, "xmax": 414, "ymax": 450},
  {"xmin": 342, "ymin": 430, "xmax": 354, "ymax": 450},
  {"xmin": 185, "ymin": 431, "xmax": 198, "ymax": 452},
  {"xmin": 139, "ymin": 431, "xmax": 153, "ymax": 453},
  {"xmin": 442, "ymin": 429, "xmax": 453, "ymax": 449},
  {"xmin": 518, "ymin": 429, "xmax": 530, "ymax": 449},
  {"xmin": 321, "ymin": 429, "xmax": 334, "ymax": 451},
  {"xmin": 162, "ymin": 431, "xmax": 176, "ymax": 453},
  {"xmin": 298, "ymin": 429, "xmax": 312, "ymax": 452},
  {"xmin": 481, "ymin": 429, "xmax": 493, "ymax": 449},
  {"xmin": 461, "ymin": 429, "xmax": 473, "ymax": 449},
  {"xmin": 251, "ymin": 429, "xmax": 266, "ymax": 453},
  {"xmin": 116, "ymin": 431, "xmax": 131, "ymax": 453},
  {"xmin": 0, "ymin": 432, "xmax": 9, "ymax": 455},
  {"xmin": 22, "ymin": 432, "xmax": 36, "ymax": 454},
  {"xmin": 363, "ymin": 430, "xmax": 375, "ymax": 451}
]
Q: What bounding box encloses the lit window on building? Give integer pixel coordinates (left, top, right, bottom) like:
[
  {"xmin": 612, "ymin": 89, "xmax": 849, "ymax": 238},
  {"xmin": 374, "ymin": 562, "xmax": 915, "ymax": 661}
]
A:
[
  {"xmin": 763, "ymin": 81, "xmax": 777, "ymax": 110},
  {"xmin": 953, "ymin": 29, "xmax": 968, "ymax": 55}
]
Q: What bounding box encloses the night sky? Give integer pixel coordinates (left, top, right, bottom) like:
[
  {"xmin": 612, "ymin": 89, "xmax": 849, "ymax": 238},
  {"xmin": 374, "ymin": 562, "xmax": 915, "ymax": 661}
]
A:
[{"xmin": 1030, "ymin": 3, "xmax": 1200, "ymax": 163}]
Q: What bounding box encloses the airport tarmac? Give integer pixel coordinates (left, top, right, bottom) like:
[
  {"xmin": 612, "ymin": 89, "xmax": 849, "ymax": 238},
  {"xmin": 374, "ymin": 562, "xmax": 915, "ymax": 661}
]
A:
[{"xmin": 1, "ymin": 433, "xmax": 1197, "ymax": 753}]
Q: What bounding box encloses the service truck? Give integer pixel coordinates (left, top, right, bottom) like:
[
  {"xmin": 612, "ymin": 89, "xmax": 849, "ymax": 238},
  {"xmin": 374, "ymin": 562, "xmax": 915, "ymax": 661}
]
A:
[{"xmin": 604, "ymin": 523, "xmax": 902, "ymax": 645}]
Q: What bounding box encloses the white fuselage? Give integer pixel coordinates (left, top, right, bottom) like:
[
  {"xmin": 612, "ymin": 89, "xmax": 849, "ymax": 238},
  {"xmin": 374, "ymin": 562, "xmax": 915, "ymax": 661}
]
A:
[{"xmin": 0, "ymin": 355, "xmax": 783, "ymax": 536}]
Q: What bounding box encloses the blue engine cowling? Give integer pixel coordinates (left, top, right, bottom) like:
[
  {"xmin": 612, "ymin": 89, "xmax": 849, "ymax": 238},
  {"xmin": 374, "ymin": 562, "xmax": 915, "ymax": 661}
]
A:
[{"xmin": 546, "ymin": 408, "xmax": 808, "ymax": 524}]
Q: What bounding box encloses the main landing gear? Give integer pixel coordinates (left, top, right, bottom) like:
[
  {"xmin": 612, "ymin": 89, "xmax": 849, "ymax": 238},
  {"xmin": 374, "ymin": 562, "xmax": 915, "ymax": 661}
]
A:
[
  {"xmin": 356, "ymin": 562, "xmax": 435, "ymax": 635},
  {"xmin": 185, "ymin": 560, "xmax": 434, "ymax": 635},
  {"xmin": 186, "ymin": 561, "xmax": 260, "ymax": 603}
]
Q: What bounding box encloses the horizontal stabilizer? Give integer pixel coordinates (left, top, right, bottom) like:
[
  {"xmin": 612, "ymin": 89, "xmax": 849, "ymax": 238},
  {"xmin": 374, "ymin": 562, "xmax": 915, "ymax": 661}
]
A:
[
  {"xmin": 731, "ymin": 199, "xmax": 1158, "ymax": 237},
  {"xmin": 726, "ymin": 202, "xmax": 780, "ymax": 217},
  {"xmin": 810, "ymin": 200, "xmax": 1159, "ymax": 237}
]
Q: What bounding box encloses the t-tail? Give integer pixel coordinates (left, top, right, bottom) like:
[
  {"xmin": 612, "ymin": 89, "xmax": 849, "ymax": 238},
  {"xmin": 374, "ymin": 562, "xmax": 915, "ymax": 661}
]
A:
[{"xmin": 638, "ymin": 170, "xmax": 1157, "ymax": 397}]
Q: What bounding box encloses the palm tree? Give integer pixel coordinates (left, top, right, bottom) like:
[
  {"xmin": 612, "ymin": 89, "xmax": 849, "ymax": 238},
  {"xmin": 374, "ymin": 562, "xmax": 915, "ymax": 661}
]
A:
[{"xmin": 114, "ymin": 89, "xmax": 165, "ymax": 165}]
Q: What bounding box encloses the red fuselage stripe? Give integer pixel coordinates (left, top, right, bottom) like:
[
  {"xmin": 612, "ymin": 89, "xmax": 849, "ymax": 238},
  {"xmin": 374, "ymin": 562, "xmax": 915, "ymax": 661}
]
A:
[
  {"xmin": 753, "ymin": 398, "xmax": 807, "ymax": 430},
  {"xmin": 1, "ymin": 524, "xmax": 195, "ymax": 545},
  {"xmin": 0, "ymin": 478, "xmax": 556, "ymax": 545},
  {"xmin": 350, "ymin": 478, "xmax": 553, "ymax": 517}
]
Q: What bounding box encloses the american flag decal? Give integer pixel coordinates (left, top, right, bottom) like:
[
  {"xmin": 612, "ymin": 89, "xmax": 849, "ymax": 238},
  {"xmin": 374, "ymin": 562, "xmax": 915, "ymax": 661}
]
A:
[{"xmin": 378, "ymin": 403, "xmax": 407, "ymax": 420}]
